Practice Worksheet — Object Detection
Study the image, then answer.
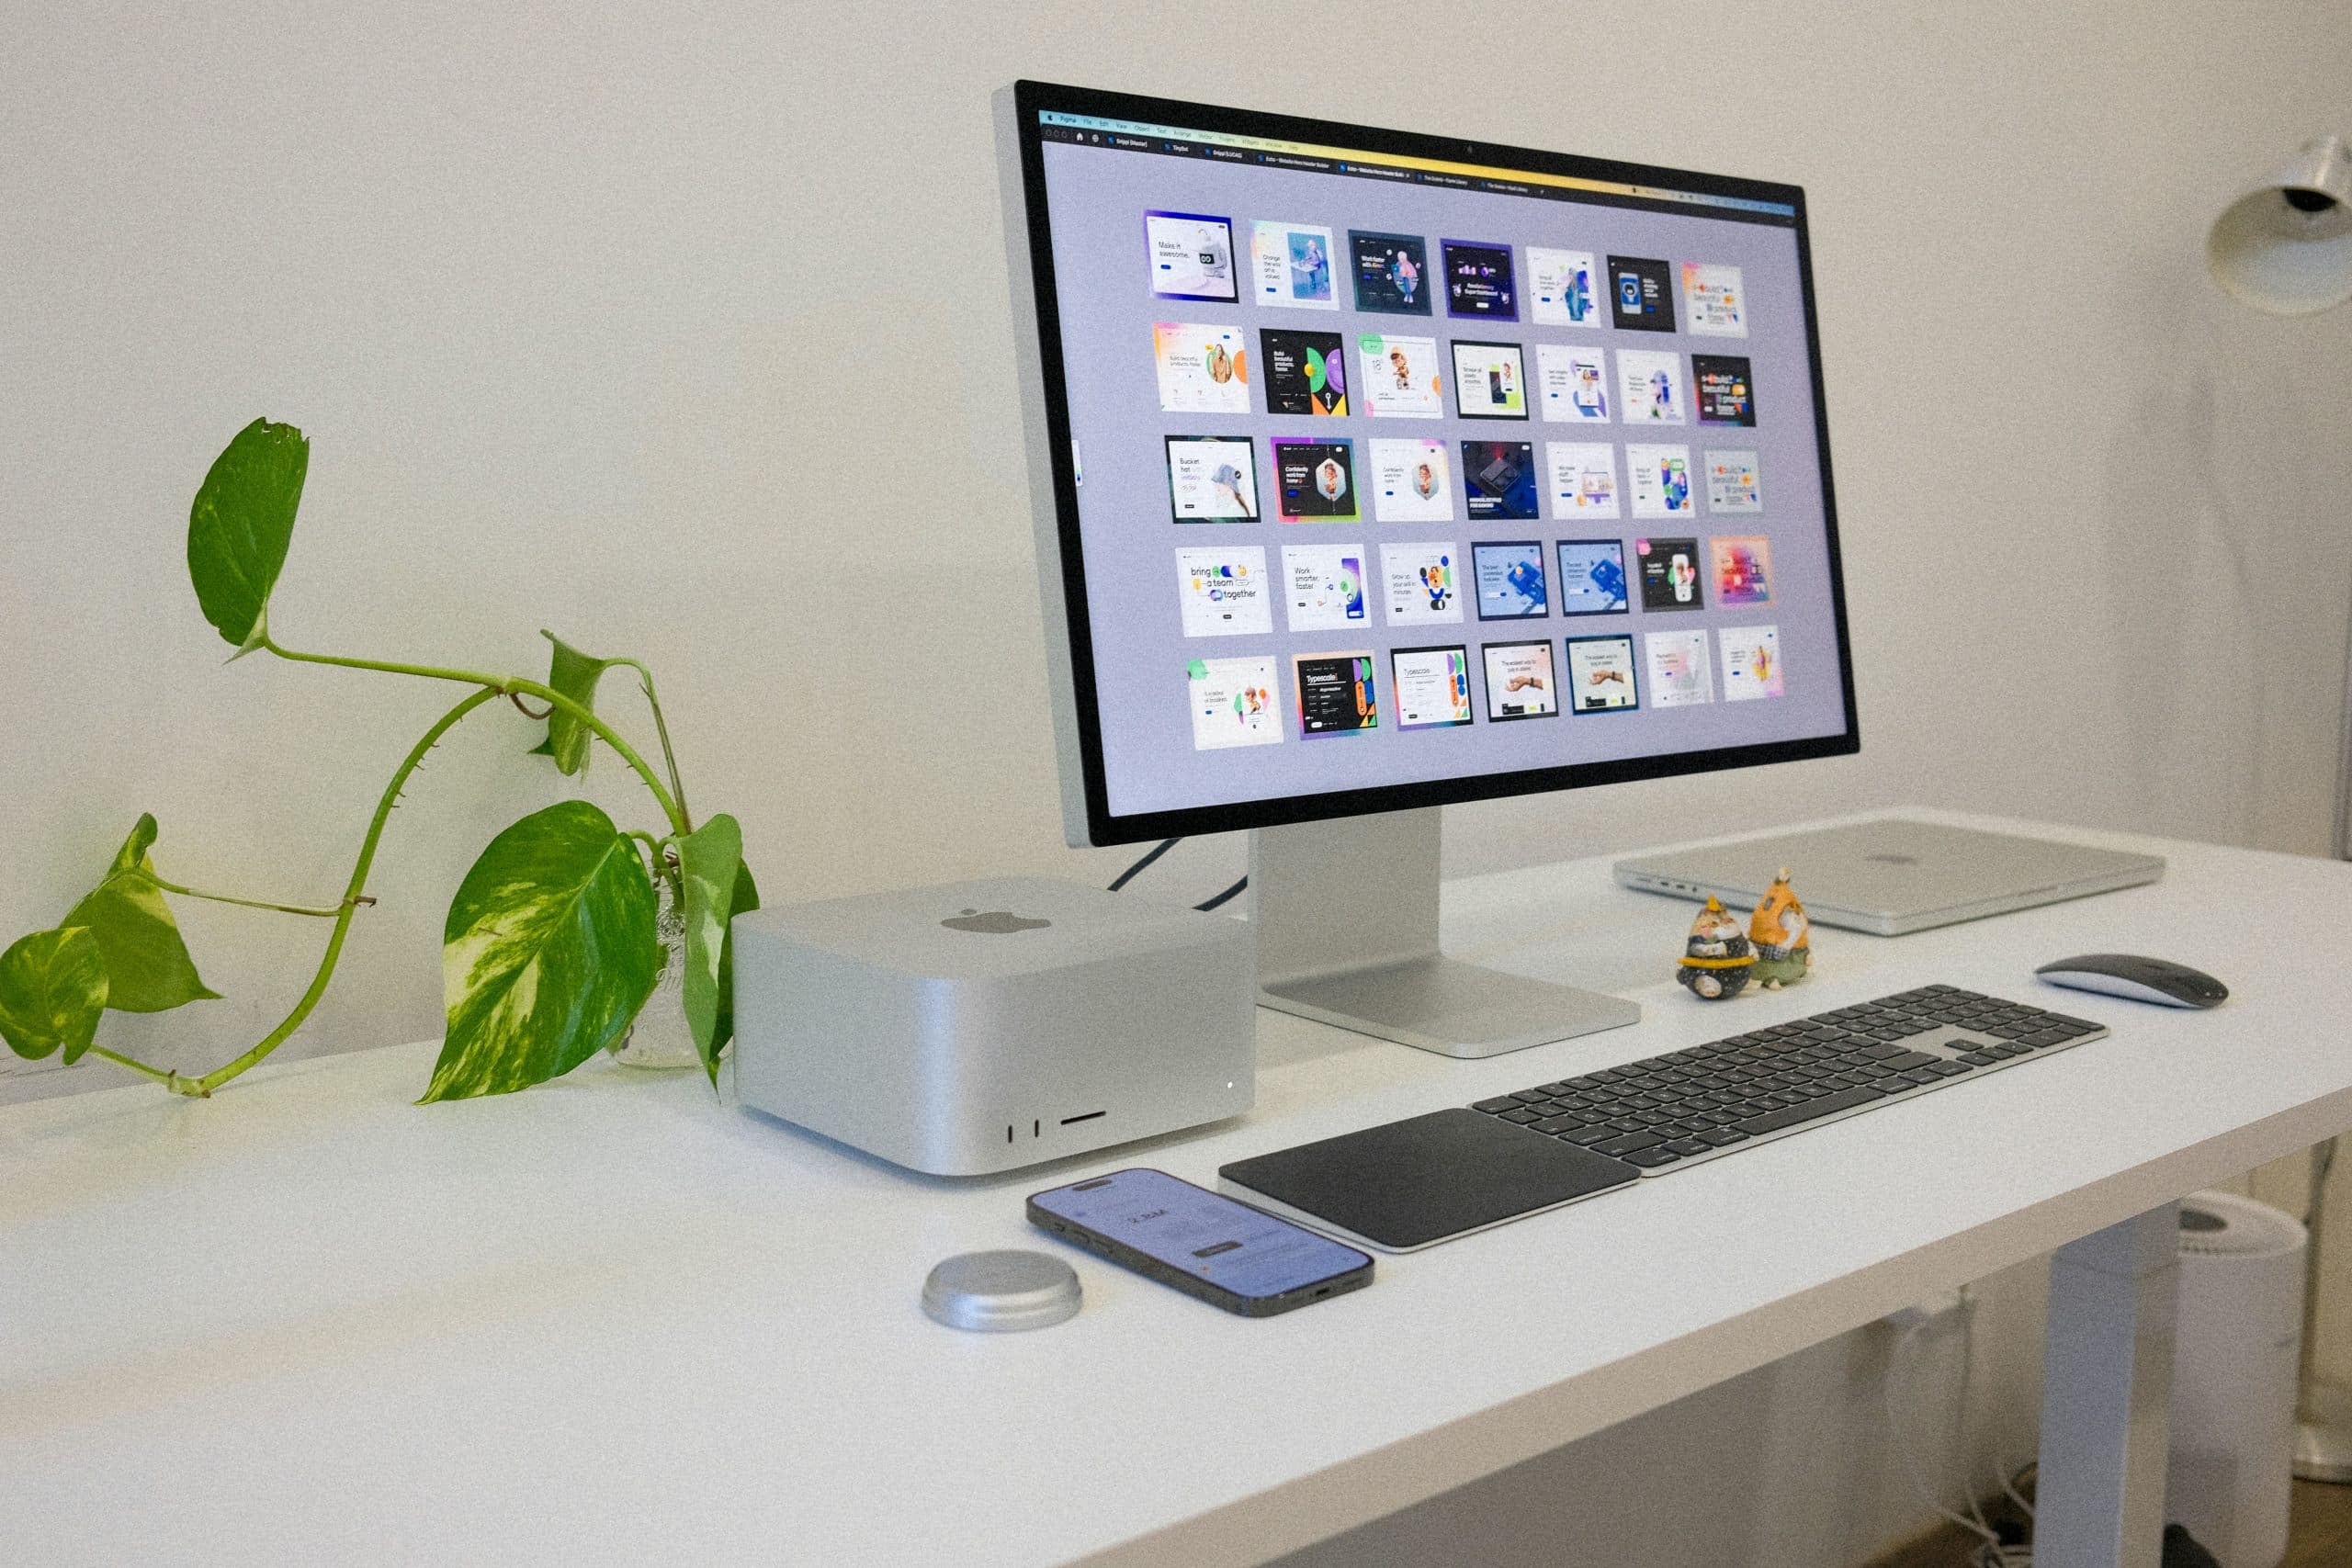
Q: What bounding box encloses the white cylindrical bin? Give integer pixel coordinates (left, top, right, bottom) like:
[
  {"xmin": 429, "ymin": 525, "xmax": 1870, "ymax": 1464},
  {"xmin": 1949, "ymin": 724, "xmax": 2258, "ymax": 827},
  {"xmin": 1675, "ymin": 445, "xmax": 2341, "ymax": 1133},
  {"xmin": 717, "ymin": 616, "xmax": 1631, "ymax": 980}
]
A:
[{"xmin": 2166, "ymin": 1190, "xmax": 2308, "ymax": 1568}]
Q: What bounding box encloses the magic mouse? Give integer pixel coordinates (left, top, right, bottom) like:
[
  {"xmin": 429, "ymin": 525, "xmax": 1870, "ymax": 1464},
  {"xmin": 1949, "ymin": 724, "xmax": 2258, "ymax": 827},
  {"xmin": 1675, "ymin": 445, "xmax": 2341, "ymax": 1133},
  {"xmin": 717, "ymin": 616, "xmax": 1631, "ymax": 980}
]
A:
[{"xmin": 2035, "ymin": 954, "xmax": 2228, "ymax": 1010}]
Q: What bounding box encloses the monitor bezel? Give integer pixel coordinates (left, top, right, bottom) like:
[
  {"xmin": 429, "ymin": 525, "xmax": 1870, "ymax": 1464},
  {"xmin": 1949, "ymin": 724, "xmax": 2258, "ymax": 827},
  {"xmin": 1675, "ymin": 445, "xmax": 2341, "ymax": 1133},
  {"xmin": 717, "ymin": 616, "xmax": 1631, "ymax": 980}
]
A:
[{"xmin": 1002, "ymin": 78, "xmax": 1859, "ymax": 847}]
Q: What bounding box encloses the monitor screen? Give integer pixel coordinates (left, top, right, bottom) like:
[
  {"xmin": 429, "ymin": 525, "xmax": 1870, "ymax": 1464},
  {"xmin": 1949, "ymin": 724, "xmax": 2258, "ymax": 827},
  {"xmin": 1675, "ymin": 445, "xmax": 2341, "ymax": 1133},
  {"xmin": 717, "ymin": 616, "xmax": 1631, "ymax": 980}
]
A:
[{"xmin": 1001, "ymin": 82, "xmax": 1856, "ymax": 845}]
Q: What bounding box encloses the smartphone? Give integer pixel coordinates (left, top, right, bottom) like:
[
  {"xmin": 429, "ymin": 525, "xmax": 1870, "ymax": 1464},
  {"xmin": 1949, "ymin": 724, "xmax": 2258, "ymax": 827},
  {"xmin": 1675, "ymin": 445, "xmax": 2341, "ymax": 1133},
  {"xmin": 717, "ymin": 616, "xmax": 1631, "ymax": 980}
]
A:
[{"xmin": 1027, "ymin": 1168, "xmax": 1373, "ymax": 1318}]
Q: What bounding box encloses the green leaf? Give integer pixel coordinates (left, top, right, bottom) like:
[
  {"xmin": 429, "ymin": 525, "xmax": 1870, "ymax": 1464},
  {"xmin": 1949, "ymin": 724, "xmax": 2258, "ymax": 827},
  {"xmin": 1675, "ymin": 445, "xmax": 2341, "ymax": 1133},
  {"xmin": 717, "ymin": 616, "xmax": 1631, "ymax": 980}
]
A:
[
  {"xmin": 676, "ymin": 815, "xmax": 752, "ymax": 1084},
  {"xmin": 711, "ymin": 858, "xmax": 758, "ymax": 1073},
  {"xmin": 538, "ymin": 630, "xmax": 624, "ymax": 777},
  {"xmin": 423, "ymin": 800, "xmax": 662, "ymax": 1102},
  {"xmin": 63, "ymin": 814, "xmax": 221, "ymax": 1013},
  {"xmin": 188, "ymin": 418, "xmax": 308, "ymax": 653},
  {"xmin": 0, "ymin": 927, "xmax": 109, "ymax": 1062}
]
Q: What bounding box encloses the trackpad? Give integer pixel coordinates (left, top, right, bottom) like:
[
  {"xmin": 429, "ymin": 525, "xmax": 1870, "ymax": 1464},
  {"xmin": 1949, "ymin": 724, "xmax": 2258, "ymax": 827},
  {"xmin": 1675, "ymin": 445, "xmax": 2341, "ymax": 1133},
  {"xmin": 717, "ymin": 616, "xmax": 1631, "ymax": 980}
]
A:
[{"xmin": 1219, "ymin": 1108, "xmax": 1639, "ymax": 1252}]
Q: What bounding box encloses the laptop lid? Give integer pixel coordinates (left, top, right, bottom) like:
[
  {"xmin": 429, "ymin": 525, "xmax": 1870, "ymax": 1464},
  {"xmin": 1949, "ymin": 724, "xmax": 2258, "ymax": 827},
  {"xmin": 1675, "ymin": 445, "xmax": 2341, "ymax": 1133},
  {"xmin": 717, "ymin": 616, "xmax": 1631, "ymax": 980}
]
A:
[{"xmin": 1612, "ymin": 819, "xmax": 2165, "ymax": 935}]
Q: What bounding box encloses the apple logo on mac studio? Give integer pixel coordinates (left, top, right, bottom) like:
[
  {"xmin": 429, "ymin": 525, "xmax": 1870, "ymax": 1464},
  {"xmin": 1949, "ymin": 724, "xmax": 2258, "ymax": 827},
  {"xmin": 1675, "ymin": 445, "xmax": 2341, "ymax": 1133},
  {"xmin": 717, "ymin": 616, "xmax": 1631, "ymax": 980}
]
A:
[{"xmin": 941, "ymin": 908, "xmax": 1053, "ymax": 935}]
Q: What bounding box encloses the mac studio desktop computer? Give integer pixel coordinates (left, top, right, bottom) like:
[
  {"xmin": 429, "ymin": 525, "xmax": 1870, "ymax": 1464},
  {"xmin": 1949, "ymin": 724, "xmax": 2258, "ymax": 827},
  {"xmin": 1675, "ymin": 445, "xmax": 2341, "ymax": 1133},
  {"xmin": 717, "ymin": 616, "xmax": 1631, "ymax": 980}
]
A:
[{"xmin": 995, "ymin": 81, "xmax": 1860, "ymax": 1058}]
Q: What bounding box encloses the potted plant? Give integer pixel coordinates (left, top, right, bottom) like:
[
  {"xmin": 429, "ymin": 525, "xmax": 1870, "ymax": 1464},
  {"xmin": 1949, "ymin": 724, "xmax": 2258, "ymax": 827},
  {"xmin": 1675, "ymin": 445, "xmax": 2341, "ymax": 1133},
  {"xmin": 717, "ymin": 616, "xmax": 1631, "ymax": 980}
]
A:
[{"xmin": 0, "ymin": 419, "xmax": 756, "ymax": 1100}]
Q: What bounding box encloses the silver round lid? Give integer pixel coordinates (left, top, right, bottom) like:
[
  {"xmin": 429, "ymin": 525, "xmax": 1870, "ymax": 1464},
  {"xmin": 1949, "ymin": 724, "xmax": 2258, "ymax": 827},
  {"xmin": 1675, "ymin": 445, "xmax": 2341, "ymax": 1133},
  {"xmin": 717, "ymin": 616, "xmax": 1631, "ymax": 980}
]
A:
[{"xmin": 922, "ymin": 1249, "xmax": 1082, "ymax": 1333}]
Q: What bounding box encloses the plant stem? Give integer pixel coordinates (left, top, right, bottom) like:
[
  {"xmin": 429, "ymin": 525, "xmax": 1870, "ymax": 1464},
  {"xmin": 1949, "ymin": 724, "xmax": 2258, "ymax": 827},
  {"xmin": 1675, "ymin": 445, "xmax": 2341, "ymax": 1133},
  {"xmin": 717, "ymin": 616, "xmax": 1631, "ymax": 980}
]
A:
[
  {"xmin": 262, "ymin": 637, "xmax": 688, "ymax": 837},
  {"xmin": 617, "ymin": 660, "xmax": 690, "ymax": 833},
  {"xmin": 86, "ymin": 1045, "xmax": 176, "ymax": 1086},
  {"xmin": 184, "ymin": 687, "xmax": 500, "ymax": 1096},
  {"xmin": 135, "ymin": 873, "xmax": 360, "ymax": 919}
]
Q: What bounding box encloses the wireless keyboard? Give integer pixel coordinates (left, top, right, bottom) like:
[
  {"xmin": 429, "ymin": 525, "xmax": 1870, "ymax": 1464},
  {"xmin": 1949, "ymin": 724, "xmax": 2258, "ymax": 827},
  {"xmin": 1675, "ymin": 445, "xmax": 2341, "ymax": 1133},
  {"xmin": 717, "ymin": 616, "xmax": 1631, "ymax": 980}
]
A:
[{"xmin": 1467, "ymin": 984, "xmax": 2107, "ymax": 1174}]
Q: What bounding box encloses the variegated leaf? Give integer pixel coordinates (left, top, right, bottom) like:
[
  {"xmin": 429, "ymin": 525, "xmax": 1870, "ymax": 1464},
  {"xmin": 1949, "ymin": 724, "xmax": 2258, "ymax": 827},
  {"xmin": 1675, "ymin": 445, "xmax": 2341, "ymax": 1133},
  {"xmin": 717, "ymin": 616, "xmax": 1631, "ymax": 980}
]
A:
[
  {"xmin": 676, "ymin": 815, "xmax": 755, "ymax": 1084},
  {"xmin": 422, "ymin": 800, "xmax": 662, "ymax": 1102},
  {"xmin": 0, "ymin": 926, "xmax": 109, "ymax": 1062},
  {"xmin": 63, "ymin": 814, "xmax": 220, "ymax": 1013}
]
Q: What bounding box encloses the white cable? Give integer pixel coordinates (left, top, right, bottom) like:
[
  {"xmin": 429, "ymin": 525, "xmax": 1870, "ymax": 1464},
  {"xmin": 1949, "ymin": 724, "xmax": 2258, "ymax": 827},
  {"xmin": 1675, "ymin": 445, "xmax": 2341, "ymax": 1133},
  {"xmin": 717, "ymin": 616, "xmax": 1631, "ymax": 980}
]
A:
[
  {"xmin": 1883, "ymin": 1316, "xmax": 2007, "ymax": 1552},
  {"xmin": 1953, "ymin": 1287, "xmax": 1996, "ymax": 1543},
  {"xmin": 1996, "ymin": 1455, "xmax": 2036, "ymax": 1521}
]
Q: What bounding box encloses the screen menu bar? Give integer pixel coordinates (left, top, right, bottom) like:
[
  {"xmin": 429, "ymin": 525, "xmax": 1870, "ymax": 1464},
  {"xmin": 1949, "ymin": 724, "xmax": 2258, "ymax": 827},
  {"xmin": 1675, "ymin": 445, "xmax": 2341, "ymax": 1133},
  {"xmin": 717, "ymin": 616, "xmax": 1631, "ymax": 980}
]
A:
[{"xmin": 1038, "ymin": 110, "xmax": 1797, "ymax": 224}]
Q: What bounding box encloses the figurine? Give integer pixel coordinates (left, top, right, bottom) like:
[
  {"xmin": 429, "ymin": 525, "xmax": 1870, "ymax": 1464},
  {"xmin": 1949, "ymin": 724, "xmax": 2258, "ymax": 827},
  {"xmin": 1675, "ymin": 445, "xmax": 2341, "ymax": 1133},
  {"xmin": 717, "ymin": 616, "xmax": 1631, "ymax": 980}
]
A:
[
  {"xmin": 1676, "ymin": 896, "xmax": 1755, "ymax": 999},
  {"xmin": 1747, "ymin": 868, "xmax": 1813, "ymax": 989}
]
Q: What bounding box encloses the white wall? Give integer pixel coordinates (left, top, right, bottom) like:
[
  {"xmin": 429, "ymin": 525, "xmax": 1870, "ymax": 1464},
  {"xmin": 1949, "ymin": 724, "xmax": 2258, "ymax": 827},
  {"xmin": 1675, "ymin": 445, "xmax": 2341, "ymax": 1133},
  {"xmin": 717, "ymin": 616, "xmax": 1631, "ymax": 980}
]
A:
[{"xmin": 6, "ymin": 4, "xmax": 2349, "ymax": 1562}]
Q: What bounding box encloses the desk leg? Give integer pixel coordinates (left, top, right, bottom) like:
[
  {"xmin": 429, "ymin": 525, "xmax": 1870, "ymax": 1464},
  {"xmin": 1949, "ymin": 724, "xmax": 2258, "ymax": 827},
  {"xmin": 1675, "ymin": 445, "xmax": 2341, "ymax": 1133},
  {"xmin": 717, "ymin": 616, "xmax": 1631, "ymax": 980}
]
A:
[{"xmin": 2035, "ymin": 1203, "xmax": 2181, "ymax": 1568}]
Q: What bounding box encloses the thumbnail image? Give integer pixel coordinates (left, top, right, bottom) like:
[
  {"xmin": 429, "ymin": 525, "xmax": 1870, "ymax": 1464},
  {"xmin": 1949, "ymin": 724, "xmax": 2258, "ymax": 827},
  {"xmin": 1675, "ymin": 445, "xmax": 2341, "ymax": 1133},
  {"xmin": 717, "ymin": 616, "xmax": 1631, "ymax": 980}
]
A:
[
  {"xmin": 1609, "ymin": 255, "xmax": 1677, "ymax": 332},
  {"xmin": 1705, "ymin": 448, "xmax": 1764, "ymax": 513},
  {"xmin": 1368, "ymin": 438, "xmax": 1455, "ymax": 523},
  {"xmin": 1693, "ymin": 355, "xmax": 1757, "ymax": 427},
  {"xmin": 1174, "ymin": 546, "xmax": 1273, "ymax": 637},
  {"xmin": 1681, "ymin": 263, "xmax": 1747, "ymax": 337},
  {"xmin": 1252, "ymin": 220, "xmax": 1339, "ymax": 310},
  {"xmin": 1261, "ymin": 330, "xmax": 1349, "ymax": 416},
  {"xmin": 1635, "ymin": 536, "xmax": 1704, "ymax": 612},
  {"xmin": 1619, "ymin": 349, "xmax": 1687, "ymax": 424},
  {"xmin": 1537, "ymin": 344, "xmax": 1611, "ymax": 423},
  {"xmin": 1272, "ymin": 438, "xmax": 1359, "ymax": 522},
  {"xmin": 1627, "ymin": 444, "xmax": 1696, "ymax": 518},
  {"xmin": 1350, "ymin": 230, "xmax": 1432, "ymax": 315},
  {"xmin": 1391, "ymin": 645, "xmax": 1475, "ymax": 730},
  {"xmin": 1154, "ymin": 322, "xmax": 1251, "ymax": 414},
  {"xmin": 1282, "ymin": 543, "xmax": 1367, "ymax": 632},
  {"xmin": 1187, "ymin": 655, "xmax": 1282, "ymax": 750},
  {"xmin": 1565, "ymin": 634, "xmax": 1639, "ymax": 711},
  {"xmin": 1294, "ymin": 651, "xmax": 1380, "ymax": 738},
  {"xmin": 1719, "ymin": 624, "xmax": 1785, "ymax": 701},
  {"xmin": 1545, "ymin": 443, "xmax": 1621, "ymax": 519},
  {"xmin": 1380, "ymin": 541, "xmax": 1463, "ymax": 626},
  {"xmin": 1164, "ymin": 435, "xmax": 1259, "ymax": 522},
  {"xmin": 1710, "ymin": 536, "xmax": 1774, "ymax": 606},
  {"xmin": 1462, "ymin": 440, "xmax": 1539, "ymax": 521},
  {"xmin": 1481, "ymin": 640, "xmax": 1558, "ymax": 721},
  {"xmin": 1472, "ymin": 540, "xmax": 1547, "ymax": 620},
  {"xmin": 1359, "ymin": 333, "xmax": 1444, "ymax": 418},
  {"xmin": 1442, "ymin": 240, "xmax": 1518, "ymax": 319},
  {"xmin": 1644, "ymin": 628, "xmax": 1715, "ymax": 707},
  {"xmin": 1451, "ymin": 340, "xmax": 1529, "ymax": 420},
  {"xmin": 1527, "ymin": 247, "xmax": 1601, "ymax": 326},
  {"xmin": 1556, "ymin": 540, "xmax": 1630, "ymax": 616},
  {"xmin": 1146, "ymin": 211, "xmax": 1238, "ymax": 302}
]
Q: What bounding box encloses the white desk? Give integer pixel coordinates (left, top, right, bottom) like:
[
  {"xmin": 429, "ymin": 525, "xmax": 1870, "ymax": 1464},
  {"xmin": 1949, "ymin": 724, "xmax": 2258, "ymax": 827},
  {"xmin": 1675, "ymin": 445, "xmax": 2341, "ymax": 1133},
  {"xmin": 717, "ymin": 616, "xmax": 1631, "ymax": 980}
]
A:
[{"xmin": 3, "ymin": 809, "xmax": 2346, "ymax": 1567}]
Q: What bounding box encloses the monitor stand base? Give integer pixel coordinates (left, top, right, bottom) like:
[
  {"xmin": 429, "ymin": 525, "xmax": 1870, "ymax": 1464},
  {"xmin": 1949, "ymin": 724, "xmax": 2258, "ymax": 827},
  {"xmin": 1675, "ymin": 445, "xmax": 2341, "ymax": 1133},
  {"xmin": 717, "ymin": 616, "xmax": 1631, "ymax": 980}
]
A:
[{"xmin": 1250, "ymin": 807, "xmax": 1639, "ymax": 1059}]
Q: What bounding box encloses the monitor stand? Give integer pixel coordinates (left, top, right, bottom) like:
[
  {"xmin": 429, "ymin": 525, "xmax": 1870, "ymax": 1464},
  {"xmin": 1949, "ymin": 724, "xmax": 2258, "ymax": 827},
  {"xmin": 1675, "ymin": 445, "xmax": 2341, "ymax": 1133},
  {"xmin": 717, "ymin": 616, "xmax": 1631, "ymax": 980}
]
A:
[{"xmin": 1250, "ymin": 807, "xmax": 1639, "ymax": 1058}]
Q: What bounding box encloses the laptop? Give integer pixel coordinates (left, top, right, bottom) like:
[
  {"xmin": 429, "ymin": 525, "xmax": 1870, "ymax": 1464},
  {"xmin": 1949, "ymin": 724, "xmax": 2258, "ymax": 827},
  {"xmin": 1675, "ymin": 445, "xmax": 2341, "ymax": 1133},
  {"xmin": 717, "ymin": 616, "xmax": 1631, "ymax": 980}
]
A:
[{"xmin": 1611, "ymin": 819, "xmax": 2165, "ymax": 936}]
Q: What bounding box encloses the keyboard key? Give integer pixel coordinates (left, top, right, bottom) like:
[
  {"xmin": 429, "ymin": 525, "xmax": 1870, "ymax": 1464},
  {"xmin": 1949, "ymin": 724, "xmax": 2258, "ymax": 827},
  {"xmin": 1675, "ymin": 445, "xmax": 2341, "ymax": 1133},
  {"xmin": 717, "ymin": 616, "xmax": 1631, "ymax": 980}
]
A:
[
  {"xmin": 1665, "ymin": 1138, "xmax": 1711, "ymax": 1156},
  {"xmin": 1880, "ymin": 1051, "xmax": 1940, "ymax": 1072},
  {"xmin": 1532, "ymin": 1115, "xmax": 1583, "ymax": 1134},
  {"xmin": 1558, "ymin": 1125, "xmax": 1618, "ymax": 1145},
  {"xmin": 1960, "ymin": 1051, "xmax": 2001, "ymax": 1066},
  {"xmin": 1925, "ymin": 1062, "xmax": 1972, "ymax": 1077},
  {"xmin": 1693, "ymin": 1127, "xmax": 1751, "ymax": 1146},
  {"xmin": 1499, "ymin": 1107, "xmax": 1542, "ymax": 1123},
  {"xmin": 1871, "ymin": 1076, "xmax": 1917, "ymax": 1094},
  {"xmin": 1623, "ymin": 1147, "xmax": 1681, "ymax": 1168},
  {"xmin": 1900, "ymin": 1068, "xmax": 1942, "ymax": 1086},
  {"xmin": 1736, "ymin": 1086, "xmax": 1884, "ymax": 1136},
  {"xmin": 1596, "ymin": 1131, "xmax": 1665, "ymax": 1156}
]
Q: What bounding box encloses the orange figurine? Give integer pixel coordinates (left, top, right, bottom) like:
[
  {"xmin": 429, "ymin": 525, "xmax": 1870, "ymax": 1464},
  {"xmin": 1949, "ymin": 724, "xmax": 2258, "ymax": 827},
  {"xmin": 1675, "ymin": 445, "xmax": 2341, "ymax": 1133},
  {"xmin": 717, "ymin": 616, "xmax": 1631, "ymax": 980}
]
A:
[{"xmin": 1747, "ymin": 868, "xmax": 1812, "ymax": 989}]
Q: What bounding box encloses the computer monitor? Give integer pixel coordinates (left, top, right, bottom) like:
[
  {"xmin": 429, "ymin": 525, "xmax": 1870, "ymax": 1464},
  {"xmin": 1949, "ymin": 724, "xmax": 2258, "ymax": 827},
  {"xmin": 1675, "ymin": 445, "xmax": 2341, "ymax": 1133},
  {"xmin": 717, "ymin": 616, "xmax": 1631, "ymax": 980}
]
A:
[{"xmin": 996, "ymin": 81, "xmax": 1858, "ymax": 1056}]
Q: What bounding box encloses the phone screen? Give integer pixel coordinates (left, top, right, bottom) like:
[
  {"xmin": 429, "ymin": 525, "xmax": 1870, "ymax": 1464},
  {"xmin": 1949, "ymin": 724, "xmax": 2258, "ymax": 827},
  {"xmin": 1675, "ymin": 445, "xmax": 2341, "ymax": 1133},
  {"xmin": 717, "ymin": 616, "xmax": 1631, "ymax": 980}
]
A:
[{"xmin": 1030, "ymin": 1168, "xmax": 1368, "ymax": 1300}]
